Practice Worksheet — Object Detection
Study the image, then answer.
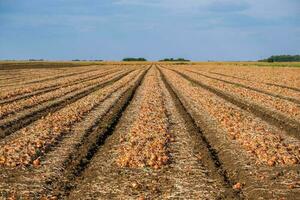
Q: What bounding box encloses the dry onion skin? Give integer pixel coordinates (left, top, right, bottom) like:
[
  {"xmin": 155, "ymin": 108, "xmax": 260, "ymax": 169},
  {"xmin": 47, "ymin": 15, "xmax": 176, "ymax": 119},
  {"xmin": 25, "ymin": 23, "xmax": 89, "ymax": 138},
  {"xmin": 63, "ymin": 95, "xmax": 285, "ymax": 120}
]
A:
[
  {"xmin": 162, "ymin": 68, "xmax": 300, "ymax": 167},
  {"xmin": 0, "ymin": 70, "xmax": 141, "ymax": 168},
  {"xmin": 116, "ymin": 69, "xmax": 171, "ymax": 169}
]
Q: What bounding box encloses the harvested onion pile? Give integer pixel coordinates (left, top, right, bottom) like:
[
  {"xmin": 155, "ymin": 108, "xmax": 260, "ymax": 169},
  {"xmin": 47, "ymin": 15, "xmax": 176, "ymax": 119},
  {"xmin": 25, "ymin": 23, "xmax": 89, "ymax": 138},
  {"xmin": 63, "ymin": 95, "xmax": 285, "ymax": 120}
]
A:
[
  {"xmin": 0, "ymin": 70, "xmax": 140, "ymax": 168},
  {"xmin": 162, "ymin": 68, "xmax": 300, "ymax": 167},
  {"xmin": 117, "ymin": 69, "xmax": 171, "ymax": 169}
]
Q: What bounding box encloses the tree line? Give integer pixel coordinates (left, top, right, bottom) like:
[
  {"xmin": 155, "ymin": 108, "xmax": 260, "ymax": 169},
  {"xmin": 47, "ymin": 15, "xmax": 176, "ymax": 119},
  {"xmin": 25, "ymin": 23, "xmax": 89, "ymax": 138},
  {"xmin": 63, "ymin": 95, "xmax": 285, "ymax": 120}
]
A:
[
  {"xmin": 159, "ymin": 58, "xmax": 190, "ymax": 62},
  {"xmin": 121, "ymin": 58, "xmax": 190, "ymax": 62},
  {"xmin": 259, "ymin": 55, "xmax": 300, "ymax": 62},
  {"xmin": 122, "ymin": 58, "xmax": 147, "ymax": 61}
]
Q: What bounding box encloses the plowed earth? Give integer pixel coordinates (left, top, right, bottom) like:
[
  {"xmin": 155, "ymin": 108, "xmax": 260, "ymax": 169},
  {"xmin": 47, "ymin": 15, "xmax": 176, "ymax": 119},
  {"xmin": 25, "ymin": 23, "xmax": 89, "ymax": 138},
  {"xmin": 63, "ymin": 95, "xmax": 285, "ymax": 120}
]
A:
[{"xmin": 0, "ymin": 63, "xmax": 299, "ymax": 200}]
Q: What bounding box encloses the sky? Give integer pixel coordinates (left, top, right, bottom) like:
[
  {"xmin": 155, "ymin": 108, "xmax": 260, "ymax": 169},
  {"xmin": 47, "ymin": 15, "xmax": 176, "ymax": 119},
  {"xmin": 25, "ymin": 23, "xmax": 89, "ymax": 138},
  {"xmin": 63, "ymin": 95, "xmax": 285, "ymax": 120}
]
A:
[{"xmin": 0, "ymin": 0, "xmax": 299, "ymax": 61}]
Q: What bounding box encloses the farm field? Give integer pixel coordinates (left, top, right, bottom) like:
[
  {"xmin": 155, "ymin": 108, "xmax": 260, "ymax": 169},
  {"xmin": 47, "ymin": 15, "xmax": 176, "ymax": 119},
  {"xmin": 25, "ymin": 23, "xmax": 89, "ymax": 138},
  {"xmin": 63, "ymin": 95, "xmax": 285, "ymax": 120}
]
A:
[{"xmin": 0, "ymin": 62, "xmax": 299, "ymax": 200}]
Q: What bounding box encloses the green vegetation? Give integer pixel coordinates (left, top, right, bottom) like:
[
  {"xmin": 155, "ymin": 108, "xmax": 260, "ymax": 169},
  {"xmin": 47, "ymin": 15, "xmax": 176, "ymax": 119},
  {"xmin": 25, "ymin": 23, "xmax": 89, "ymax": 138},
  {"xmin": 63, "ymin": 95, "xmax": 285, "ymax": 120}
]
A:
[
  {"xmin": 159, "ymin": 58, "xmax": 190, "ymax": 62},
  {"xmin": 259, "ymin": 55, "xmax": 300, "ymax": 62},
  {"xmin": 122, "ymin": 58, "xmax": 147, "ymax": 61}
]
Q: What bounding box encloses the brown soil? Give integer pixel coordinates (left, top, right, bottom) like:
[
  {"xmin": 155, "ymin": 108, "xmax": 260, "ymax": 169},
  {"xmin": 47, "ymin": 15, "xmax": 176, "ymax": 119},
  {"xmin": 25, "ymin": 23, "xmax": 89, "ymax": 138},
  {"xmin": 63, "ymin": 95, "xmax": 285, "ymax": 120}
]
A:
[
  {"xmin": 0, "ymin": 64, "xmax": 299, "ymax": 200},
  {"xmin": 68, "ymin": 67, "xmax": 238, "ymax": 200}
]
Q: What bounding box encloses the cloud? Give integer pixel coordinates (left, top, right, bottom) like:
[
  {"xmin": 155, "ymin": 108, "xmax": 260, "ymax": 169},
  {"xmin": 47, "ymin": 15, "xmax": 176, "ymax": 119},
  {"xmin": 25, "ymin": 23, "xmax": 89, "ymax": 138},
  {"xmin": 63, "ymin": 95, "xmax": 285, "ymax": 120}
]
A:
[
  {"xmin": 114, "ymin": 0, "xmax": 209, "ymax": 12},
  {"xmin": 242, "ymin": 0, "xmax": 300, "ymax": 19},
  {"xmin": 0, "ymin": 13, "xmax": 108, "ymax": 33},
  {"xmin": 114, "ymin": 0, "xmax": 300, "ymax": 19},
  {"xmin": 208, "ymin": 1, "xmax": 249, "ymax": 13},
  {"xmin": 1, "ymin": 0, "xmax": 299, "ymax": 60}
]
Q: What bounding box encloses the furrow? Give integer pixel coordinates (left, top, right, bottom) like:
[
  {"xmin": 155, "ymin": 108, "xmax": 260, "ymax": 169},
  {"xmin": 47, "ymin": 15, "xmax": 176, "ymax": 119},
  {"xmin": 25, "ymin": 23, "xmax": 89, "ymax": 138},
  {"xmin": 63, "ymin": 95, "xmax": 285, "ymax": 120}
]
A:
[
  {"xmin": 158, "ymin": 67, "xmax": 241, "ymax": 199},
  {"xmin": 68, "ymin": 67, "xmax": 234, "ymax": 200},
  {"xmin": 0, "ymin": 67, "xmax": 100, "ymax": 88},
  {"xmin": 0, "ymin": 67, "xmax": 119, "ymax": 103},
  {"xmin": 210, "ymin": 71, "xmax": 300, "ymax": 93},
  {"xmin": 186, "ymin": 69, "xmax": 300, "ymax": 104},
  {"xmin": 159, "ymin": 66, "xmax": 300, "ymax": 199},
  {"xmin": 0, "ymin": 67, "xmax": 149, "ymax": 199},
  {"xmin": 168, "ymin": 68, "xmax": 300, "ymax": 140},
  {"xmin": 0, "ymin": 70, "xmax": 134, "ymax": 139},
  {"xmin": 0, "ymin": 69, "xmax": 125, "ymax": 120}
]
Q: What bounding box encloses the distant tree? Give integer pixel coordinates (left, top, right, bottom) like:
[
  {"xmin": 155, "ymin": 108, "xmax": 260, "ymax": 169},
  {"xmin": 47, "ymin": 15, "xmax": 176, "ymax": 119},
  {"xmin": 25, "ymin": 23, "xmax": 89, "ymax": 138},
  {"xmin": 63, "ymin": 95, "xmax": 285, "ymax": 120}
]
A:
[
  {"xmin": 159, "ymin": 58, "xmax": 190, "ymax": 62},
  {"xmin": 259, "ymin": 55, "xmax": 300, "ymax": 62},
  {"xmin": 29, "ymin": 59, "xmax": 44, "ymax": 61},
  {"xmin": 122, "ymin": 58, "xmax": 147, "ymax": 61}
]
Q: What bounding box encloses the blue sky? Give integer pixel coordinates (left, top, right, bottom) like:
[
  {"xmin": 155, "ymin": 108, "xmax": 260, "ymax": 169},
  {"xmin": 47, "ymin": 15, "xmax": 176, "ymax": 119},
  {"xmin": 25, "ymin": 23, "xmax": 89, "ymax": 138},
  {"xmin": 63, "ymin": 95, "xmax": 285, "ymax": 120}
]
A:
[{"xmin": 0, "ymin": 0, "xmax": 299, "ymax": 61}]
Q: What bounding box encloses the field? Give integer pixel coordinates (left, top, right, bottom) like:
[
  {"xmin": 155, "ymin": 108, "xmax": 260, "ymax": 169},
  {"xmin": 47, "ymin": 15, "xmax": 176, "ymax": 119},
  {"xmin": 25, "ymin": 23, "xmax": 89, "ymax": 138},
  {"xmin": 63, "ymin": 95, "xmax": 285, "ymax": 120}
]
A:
[{"xmin": 0, "ymin": 62, "xmax": 299, "ymax": 200}]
